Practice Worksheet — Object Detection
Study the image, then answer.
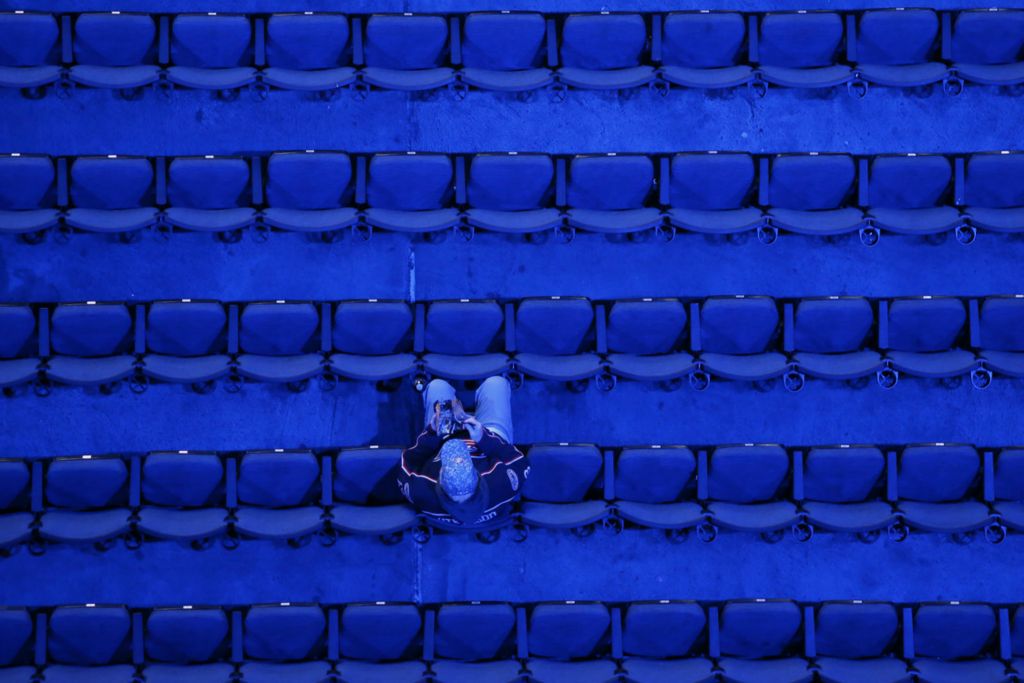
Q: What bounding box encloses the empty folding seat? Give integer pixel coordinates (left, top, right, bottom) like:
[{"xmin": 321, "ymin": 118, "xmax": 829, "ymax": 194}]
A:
[
  {"xmin": 0, "ymin": 459, "xmax": 33, "ymax": 550},
  {"xmin": 660, "ymin": 12, "xmax": 753, "ymax": 89},
  {"xmin": 814, "ymin": 601, "xmax": 909, "ymax": 683},
  {"xmin": 614, "ymin": 447, "xmax": 703, "ymax": 531},
  {"xmin": 235, "ymin": 302, "xmax": 324, "ymax": 384},
  {"xmin": 233, "ymin": 450, "xmax": 324, "ymax": 541},
  {"xmin": 520, "ymin": 444, "xmax": 608, "ymax": 529},
  {"xmin": 0, "ymin": 154, "xmax": 60, "ymax": 236},
  {"xmin": 513, "ymin": 298, "xmax": 601, "ymax": 382},
  {"xmin": 364, "ymin": 153, "xmax": 459, "ymax": 234},
  {"xmin": 698, "ymin": 297, "xmax": 788, "ymax": 381},
  {"xmin": 566, "ymin": 155, "xmax": 662, "ymax": 234},
  {"xmin": 338, "ymin": 603, "xmax": 425, "ymax": 681},
  {"xmin": 422, "ymin": 300, "xmax": 508, "ymax": 380},
  {"xmin": 558, "ymin": 14, "xmax": 655, "ymax": 89},
  {"xmin": 45, "ymin": 302, "xmax": 136, "ymax": 387},
  {"xmin": 883, "ymin": 297, "xmax": 977, "ymax": 379},
  {"xmin": 800, "ymin": 446, "xmax": 896, "ymax": 534},
  {"xmin": 142, "ymin": 300, "xmax": 231, "ymax": 386},
  {"xmin": 431, "ymin": 603, "xmax": 520, "ymax": 683},
  {"xmin": 39, "ymin": 455, "xmax": 132, "ymax": 546},
  {"xmin": 361, "ymin": 15, "xmax": 454, "ymax": 91},
  {"xmin": 952, "ymin": 10, "xmax": 1024, "ymax": 86},
  {"xmin": 69, "ymin": 12, "xmax": 160, "ymax": 90},
  {"xmin": 0, "ymin": 608, "xmax": 34, "ymax": 680},
  {"xmin": 464, "ymin": 154, "xmax": 560, "ymax": 234},
  {"xmin": 0, "ymin": 11, "xmax": 62, "ymax": 90},
  {"xmin": 993, "ymin": 449, "xmax": 1024, "ymax": 533},
  {"xmin": 329, "ymin": 301, "xmax": 416, "ymax": 381},
  {"xmin": 620, "ymin": 601, "xmax": 715, "ymax": 683},
  {"xmin": 263, "ymin": 13, "xmax": 356, "ymax": 91},
  {"xmin": 866, "ymin": 155, "xmax": 960, "ymax": 236},
  {"xmin": 757, "ymin": 12, "xmax": 852, "ymax": 88},
  {"xmin": 897, "ymin": 445, "xmax": 991, "ymax": 534},
  {"xmin": 667, "ymin": 153, "xmax": 762, "ymax": 235},
  {"xmin": 855, "ymin": 10, "xmax": 948, "ymax": 87},
  {"xmin": 331, "ymin": 447, "xmax": 418, "ymax": 536},
  {"xmin": 168, "ymin": 13, "xmax": 256, "ymax": 90},
  {"xmin": 144, "ymin": 606, "xmax": 233, "ymax": 683},
  {"xmin": 47, "ymin": 605, "xmax": 135, "ymax": 682},
  {"xmin": 165, "ymin": 156, "xmax": 256, "ymax": 236},
  {"xmin": 526, "ymin": 603, "xmax": 615, "ymax": 682},
  {"xmin": 0, "ymin": 305, "xmax": 40, "ymax": 391},
  {"xmin": 717, "ymin": 600, "xmax": 811, "ymax": 683},
  {"xmin": 263, "ymin": 151, "xmax": 357, "ymax": 234},
  {"xmin": 605, "ymin": 298, "xmax": 695, "ymax": 383},
  {"xmin": 706, "ymin": 445, "xmax": 799, "ymax": 533},
  {"xmin": 238, "ymin": 604, "xmax": 332, "ymax": 682},
  {"xmin": 963, "ymin": 152, "xmax": 1024, "ymax": 234},
  {"xmin": 461, "ymin": 12, "xmax": 552, "ymax": 91},
  {"xmin": 911, "ymin": 603, "xmax": 1007, "ymax": 682},
  {"xmin": 65, "ymin": 156, "xmax": 159, "ymax": 234},
  {"xmin": 766, "ymin": 155, "xmax": 864, "ymax": 236},
  {"xmin": 790, "ymin": 297, "xmax": 883, "ymax": 381},
  {"xmin": 977, "ymin": 295, "xmax": 1024, "ymax": 377},
  {"xmin": 136, "ymin": 452, "xmax": 229, "ymax": 543}
]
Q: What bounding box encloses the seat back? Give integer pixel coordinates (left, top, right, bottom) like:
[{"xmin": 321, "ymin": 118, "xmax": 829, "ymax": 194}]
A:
[
  {"xmin": 245, "ymin": 604, "xmax": 326, "ymax": 661},
  {"xmin": 334, "ymin": 448, "xmax": 406, "ymax": 505},
  {"xmin": 51, "ymin": 303, "xmax": 133, "ymax": 357},
  {"xmin": 340, "ymin": 604, "xmax": 422, "ymax": 661},
  {"xmin": 560, "ymin": 14, "xmax": 647, "ymax": 70},
  {"xmin": 142, "ymin": 452, "xmax": 224, "ymax": 508},
  {"xmin": 70, "ymin": 156, "xmax": 154, "ymax": 210},
  {"xmin": 266, "ymin": 13, "xmax": 350, "ymax": 69},
  {"xmin": 769, "ymin": 154, "xmax": 855, "ymax": 211},
  {"xmin": 759, "ymin": 12, "xmax": 843, "ymax": 68},
  {"xmin": 952, "ymin": 10, "xmax": 1024, "ymax": 65},
  {"xmin": 168, "ymin": 157, "xmax": 251, "ymax": 210},
  {"xmin": 424, "ymin": 301, "xmax": 503, "ymax": 355},
  {"xmin": 567, "ymin": 155, "xmax": 653, "ymax": 210},
  {"xmin": 615, "ymin": 447, "xmax": 695, "ymax": 504},
  {"xmin": 857, "ymin": 9, "xmax": 939, "ymax": 65},
  {"xmin": 980, "ymin": 296, "xmax": 1024, "ymax": 351},
  {"xmin": 965, "ymin": 153, "xmax": 1024, "ymax": 209},
  {"xmin": 816, "ymin": 602, "xmax": 898, "ymax": 659},
  {"xmin": 171, "ymin": 14, "xmax": 253, "ymax": 68},
  {"xmin": 794, "ymin": 297, "xmax": 874, "ymax": 354},
  {"xmin": 670, "ymin": 153, "xmax": 754, "ymax": 211},
  {"xmin": 803, "ymin": 447, "xmax": 885, "ymax": 503},
  {"xmin": 467, "ymin": 154, "xmax": 554, "ymax": 211},
  {"xmin": 0, "ymin": 12, "xmax": 59, "ymax": 66},
  {"xmin": 462, "ymin": 13, "xmax": 546, "ymax": 70},
  {"xmin": 435, "ymin": 603, "xmax": 515, "ymax": 661},
  {"xmin": 147, "ymin": 301, "xmax": 227, "ymax": 356},
  {"xmin": 48, "ymin": 605, "xmax": 131, "ymax": 665},
  {"xmin": 623, "ymin": 602, "xmax": 705, "ymax": 657},
  {"xmin": 607, "ymin": 299, "xmax": 687, "ymax": 355},
  {"xmin": 237, "ymin": 451, "xmax": 319, "ymax": 508},
  {"xmin": 0, "ymin": 155, "xmax": 55, "ymax": 210},
  {"xmin": 333, "ymin": 301, "xmax": 413, "ymax": 355},
  {"xmin": 708, "ymin": 445, "xmax": 789, "ymax": 503},
  {"xmin": 364, "ymin": 15, "xmax": 448, "ymax": 69},
  {"xmin": 267, "ymin": 152, "xmax": 353, "ymax": 210},
  {"xmin": 74, "ymin": 12, "xmax": 157, "ymax": 66},
  {"xmin": 887, "ymin": 298, "xmax": 966, "ymax": 353},
  {"xmin": 239, "ymin": 302, "xmax": 320, "ymax": 356},
  {"xmin": 0, "ymin": 459, "xmax": 30, "ymax": 512},
  {"xmin": 521, "ymin": 445, "xmax": 602, "ymax": 503},
  {"xmin": 995, "ymin": 449, "xmax": 1024, "ymax": 501},
  {"xmin": 898, "ymin": 445, "xmax": 979, "ymax": 502},
  {"xmin": 914, "ymin": 603, "xmax": 997, "ymax": 660},
  {"xmin": 516, "ymin": 298, "xmax": 594, "ymax": 355},
  {"xmin": 662, "ymin": 12, "xmax": 745, "ymax": 68},
  {"xmin": 528, "ymin": 603, "xmax": 610, "ymax": 659},
  {"xmin": 700, "ymin": 297, "xmax": 779, "ymax": 355},
  {"xmin": 146, "ymin": 607, "xmax": 229, "ymax": 663},
  {"xmin": 0, "ymin": 608, "xmax": 33, "ymax": 666},
  {"xmin": 869, "ymin": 155, "xmax": 952, "ymax": 209},
  {"xmin": 46, "ymin": 456, "xmax": 128, "ymax": 510},
  {"xmin": 0, "ymin": 305, "xmax": 36, "ymax": 359},
  {"xmin": 719, "ymin": 600, "xmax": 802, "ymax": 658},
  {"xmin": 367, "ymin": 153, "xmax": 453, "ymax": 211}
]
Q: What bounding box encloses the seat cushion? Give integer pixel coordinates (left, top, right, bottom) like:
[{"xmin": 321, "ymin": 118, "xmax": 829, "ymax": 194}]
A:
[
  {"xmin": 615, "ymin": 501, "xmax": 704, "ymax": 529},
  {"xmin": 430, "ymin": 659, "xmax": 524, "ymax": 683},
  {"xmin": 361, "ymin": 66, "xmax": 455, "ymax": 90},
  {"xmin": 995, "ymin": 500, "xmax": 1024, "ymax": 531},
  {"xmin": 40, "ymin": 508, "xmax": 132, "ymax": 542},
  {"xmin": 803, "ymin": 501, "xmax": 897, "ymax": 532},
  {"xmin": 0, "ymin": 512, "xmax": 33, "ymax": 547},
  {"xmin": 0, "ymin": 666, "xmax": 36, "ymax": 683},
  {"xmin": 423, "ymin": 353, "xmax": 509, "ymax": 380},
  {"xmin": 0, "ymin": 358, "xmax": 39, "ymax": 388},
  {"xmin": 768, "ymin": 208, "xmax": 865, "ymax": 235},
  {"xmin": 668, "ymin": 207, "xmax": 762, "ymax": 233},
  {"xmin": 520, "ymin": 501, "xmax": 608, "ymax": 529},
  {"xmin": 237, "ymin": 661, "xmax": 334, "ymax": 683},
  {"xmin": 955, "ymin": 61, "xmax": 1024, "ymax": 86},
  {"xmin": 856, "ymin": 62, "xmax": 950, "ymax": 86},
  {"xmin": 793, "ymin": 350, "xmax": 884, "ymax": 380},
  {"xmin": 235, "ymin": 353, "xmax": 324, "ymax": 383},
  {"xmin": 558, "ymin": 65, "xmax": 656, "ymax": 89},
  {"xmin": 980, "ymin": 350, "xmax": 1024, "ymax": 377},
  {"xmin": 761, "ymin": 64, "xmax": 853, "ymax": 88},
  {"xmin": 0, "ymin": 208, "xmax": 61, "ymax": 234},
  {"xmin": 261, "ymin": 66, "xmax": 357, "ymax": 90},
  {"xmin": 142, "ymin": 354, "xmax": 231, "ymax": 383},
  {"xmin": 567, "ymin": 208, "xmax": 663, "ymax": 233},
  {"xmin": 607, "ymin": 353, "xmax": 696, "ymax": 381},
  {"xmin": 40, "ymin": 665, "xmax": 138, "ymax": 683},
  {"xmin": 659, "ymin": 64, "xmax": 754, "ymax": 88},
  {"xmin": 337, "ymin": 659, "xmax": 427, "ymax": 683},
  {"xmin": 911, "ymin": 658, "xmax": 1009, "ymax": 683},
  {"xmin": 329, "ymin": 353, "xmax": 417, "ymax": 381},
  {"xmin": 897, "ymin": 501, "xmax": 992, "ymax": 533},
  {"xmin": 142, "ymin": 663, "xmax": 237, "ymax": 683},
  {"xmin": 69, "ymin": 64, "xmax": 161, "ymax": 88},
  {"xmin": 465, "ymin": 208, "xmax": 562, "ymax": 233},
  {"xmin": 167, "ymin": 66, "xmax": 257, "ymax": 89},
  {"xmin": 65, "ymin": 207, "xmax": 159, "ymax": 233},
  {"xmin": 137, "ymin": 507, "xmax": 229, "ymax": 540},
  {"xmin": 708, "ymin": 501, "xmax": 800, "ymax": 532},
  {"xmin": 886, "ymin": 349, "xmax": 978, "ymax": 378},
  {"xmin": 0, "ymin": 64, "xmax": 63, "ymax": 88},
  {"xmin": 718, "ymin": 658, "xmax": 814, "ymax": 683},
  {"xmin": 966, "ymin": 207, "xmax": 1024, "ymax": 233},
  {"xmin": 816, "ymin": 657, "xmax": 912, "ymax": 683},
  {"xmin": 700, "ymin": 352, "xmax": 789, "ymax": 381},
  {"xmin": 364, "ymin": 208, "xmax": 460, "ymax": 232},
  {"xmin": 514, "ymin": 353, "xmax": 602, "ymax": 381},
  {"xmin": 261, "ymin": 207, "xmax": 358, "ymax": 232},
  {"xmin": 45, "ymin": 355, "xmax": 136, "ymax": 385},
  {"xmin": 526, "ymin": 659, "xmax": 619, "ymax": 683},
  {"xmin": 461, "ymin": 67, "xmax": 553, "ymax": 91},
  {"xmin": 233, "ymin": 506, "xmax": 324, "ymax": 539},
  {"xmin": 621, "ymin": 658, "xmax": 716, "ymax": 683},
  {"xmin": 164, "ymin": 207, "xmax": 256, "ymax": 232},
  {"xmin": 868, "ymin": 207, "xmax": 961, "ymax": 234},
  {"xmin": 329, "ymin": 503, "xmax": 418, "ymax": 535}
]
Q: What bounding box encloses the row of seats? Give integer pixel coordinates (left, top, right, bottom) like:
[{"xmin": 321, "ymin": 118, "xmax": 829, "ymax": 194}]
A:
[
  {"xmin": 2, "ymin": 443, "xmax": 1021, "ymax": 550},
  {"xmin": 3, "ymin": 9, "xmax": 1023, "ymax": 96},
  {"xmin": 2, "ymin": 295, "xmax": 1021, "ymax": 394},
  {"xmin": 0, "ymin": 599, "xmax": 1021, "ymax": 683},
  {"xmin": 4, "ymin": 150, "xmax": 1024, "ymax": 244}
]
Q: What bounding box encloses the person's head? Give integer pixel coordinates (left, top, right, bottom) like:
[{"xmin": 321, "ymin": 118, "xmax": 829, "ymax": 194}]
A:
[{"xmin": 436, "ymin": 437, "xmax": 489, "ymax": 524}]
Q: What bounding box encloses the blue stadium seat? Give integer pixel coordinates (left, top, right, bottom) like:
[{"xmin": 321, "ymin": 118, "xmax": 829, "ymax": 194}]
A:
[
  {"xmin": 362, "ymin": 15, "xmax": 454, "ymax": 91},
  {"xmin": 0, "ymin": 608, "xmax": 33, "ymax": 673},
  {"xmin": 165, "ymin": 156, "xmax": 256, "ymax": 235},
  {"xmin": 364, "ymin": 153, "xmax": 459, "ymax": 234},
  {"xmin": 884, "ymin": 297, "xmax": 977, "ymax": 379},
  {"xmin": 855, "ymin": 10, "xmax": 948, "ymax": 87},
  {"xmin": 993, "ymin": 449, "xmax": 1024, "ymax": 533},
  {"xmin": 234, "ymin": 451, "xmax": 324, "ymax": 540},
  {"xmin": 465, "ymin": 154, "xmax": 560, "ymax": 234},
  {"xmin": 0, "ymin": 460, "xmax": 33, "ymax": 550},
  {"xmin": 513, "ymin": 298, "xmax": 601, "ymax": 382},
  {"xmin": 47, "ymin": 605, "xmax": 135, "ymax": 682},
  {"xmin": 978, "ymin": 295, "xmax": 1024, "ymax": 378},
  {"xmin": 45, "ymin": 302, "xmax": 136, "ymax": 387},
  {"xmin": 706, "ymin": 445, "xmax": 799, "ymax": 533},
  {"xmin": 40, "ymin": 456, "xmax": 132, "ymax": 545},
  {"xmin": 263, "ymin": 151, "xmax": 357, "ymax": 234},
  {"xmin": 338, "ymin": 603, "xmax": 425, "ymax": 681},
  {"xmin": 758, "ymin": 12, "xmax": 852, "ymax": 88},
  {"xmin": 660, "ymin": 12, "xmax": 753, "ymax": 89},
  {"xmin": 766, "ymin": 155, "xmax": 864, "ymax": 236},
  {"xmin": 236, "ymin": 302, "xmax": 324, "ymax": 384},
  {"xmin": 142, "ymin": 300, "xmax": 231, "ymax": 385},
  {"xmin": 717, "ymin": 600, "xmax": 812, "ymax": 683},
  {"xmin": 239, "ymin": 604, "xmax": 332, "ymax": 683},
  {"xmin": 461, "ymin": 12, "xmax": 552, "ymax": 91},
  {"xmin": 431, "ymin": 603, "xmax": 521, "ymax": 683},
  {"xmin": 69, "ymin": 12, "xmax": 160, "ymax": 89},
  {"xmin": 952, "ymin": 10, "xmax": 1024, "ymax": 86},
  {"xmin": 331, "ymin": 447, "xmax": 419, "ymax": 536},
  {"xmin": 605, "ymin": 299, "xmax": 695, "ymax": 383},
  {"xmin": 620, "ymin": 602, "xmax": 714, "ymax": 683},
  {"xmin": 0, "ymin": 154, "xmax": 60, "ymax": 236},
  {"xmin": 137, "ymin": 452, "xmax": 228, "ymax": 543},
  {"xmin": 964, "ymin": 152, "xmax": 1024, "ymax": 234},
  {"xmin": 566, "ymin": 155, "xmax": 662, "ymax": 234},
  {"xmin": 614, "ymin": 447, "xmax": 703, "ymax": 531},
  {"xmin": 520, "ymin": 445, "xmax": 608, "ymax": 529},
  {"xmin": 668, "ymin": 153, "xmax": 762, "ymax": 235},
  {"xmin": 0, "ymin": 305, "xmax": 40, "ymax": 391},
  {"xmin": 814, "ymin": 601, "xmax": 909, "ymax": 683},
  {"xmin": 800, "ymin": 447, "xmax": 896, "ymax": 534},
  {"xmin": 168, "ymin": 13, "xmax": 256, "ymax": 90},
  {"xmin": 263, "ymin": 13, "xmax": 356, "ymax": 91},
  {"xmin": 897, "ymin": 445, "xmax": 991, "ymax": 534},
  {"xmin": 558, "ymin": 14, "xmax": 655, "ymax": 90},
  {"xmin": 526, "ymin": 603, "xmax": 615, "ymax": 682},
  {"xmin": 911, "ymin": 603, "xmax": 1008, "ymax": 682},
  {"xmin": 0, "ymin": 11, "xmax": 62, "ymax": 90},
  {"xmin": 866, "ymin": 155, "xmax": 960, "ymax": 236},
  {"xmin": 329, "ymin": 301, "xmax": 417, "ymax": 381},
  {"xmin": 698, "ymin": 297, "xmax": 788, "ymax": 381},
  {"xmin": 422, "ymin": 300, "xmax": 508, "ymax": 380},
  {"xmin": 144, "ymin": 606, "xmax": 233, "ymax": 683},
  {"xmin": 791, "ymin": 297, "xmax": 883, "ymax": 380},
  {"xmin": 65, "ymin": 156, "xmax": 159, "ymax": 234}
]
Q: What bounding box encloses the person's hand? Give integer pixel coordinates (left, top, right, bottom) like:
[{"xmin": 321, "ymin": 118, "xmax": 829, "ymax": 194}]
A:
[
  {"xmin": 463, "ymin": 416, "xmax": 484, "ymax": 442},
  {"xmin": 429, "ymin": 401, "xmax": 443, "ymax": 433},
  {"xmin": 451, "ymin": 398, "xmax": 470, "ymax": 423}
]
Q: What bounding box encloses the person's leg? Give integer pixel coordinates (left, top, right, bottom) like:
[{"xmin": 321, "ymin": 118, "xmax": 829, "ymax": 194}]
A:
[
  {"xmin": 423, "ymin": 379, "xmax": 457, "ymax": 430},
  {"xmin": 474, "ymin": 376, "xmax": 513, "ymax": 443}
]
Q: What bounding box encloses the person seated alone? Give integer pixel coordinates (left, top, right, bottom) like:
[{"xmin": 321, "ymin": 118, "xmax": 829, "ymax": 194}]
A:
[{"xmin": 397, "ymin": 376, "xmax": 529, "ymax": 529}]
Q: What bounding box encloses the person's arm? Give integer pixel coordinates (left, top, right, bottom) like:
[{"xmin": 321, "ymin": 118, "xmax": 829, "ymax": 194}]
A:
[{"xmin": 400, "ymin": 429, "xmax": 443, "ymax": 477}]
